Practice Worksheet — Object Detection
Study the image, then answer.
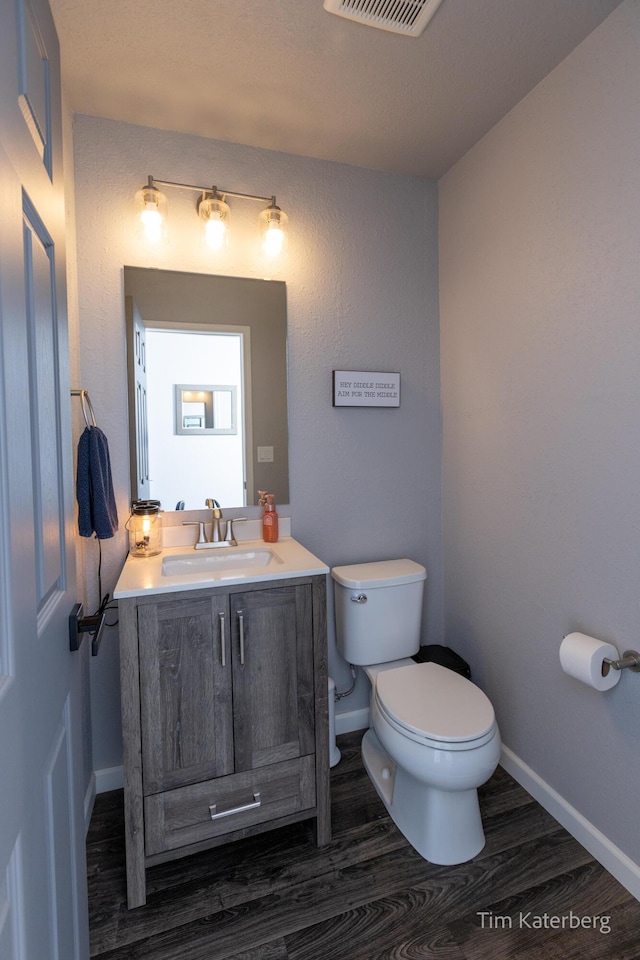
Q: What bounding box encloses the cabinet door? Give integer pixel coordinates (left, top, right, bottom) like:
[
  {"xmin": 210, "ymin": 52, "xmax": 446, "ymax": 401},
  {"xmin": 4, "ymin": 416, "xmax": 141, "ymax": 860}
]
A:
[
  {"xmin": 138, "ymin": 593, "xmax": 234, "ymax": 794},
  {"xmin": 231, "ymin": 584, "xmax": 316, "ymax": 771}
]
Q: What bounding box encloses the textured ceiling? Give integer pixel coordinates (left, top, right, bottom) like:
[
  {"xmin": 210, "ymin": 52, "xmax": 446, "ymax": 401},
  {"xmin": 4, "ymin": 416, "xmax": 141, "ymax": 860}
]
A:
[{"xmin": 50, "ymin": 0, "xmax": 622, "ymax": 179}]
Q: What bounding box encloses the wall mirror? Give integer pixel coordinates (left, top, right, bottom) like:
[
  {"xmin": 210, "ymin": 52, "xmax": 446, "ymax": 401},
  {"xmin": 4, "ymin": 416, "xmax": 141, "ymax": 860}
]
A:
[{"xmin": 124, "ymin": 267, "xmax": 289, "ymax": 510}]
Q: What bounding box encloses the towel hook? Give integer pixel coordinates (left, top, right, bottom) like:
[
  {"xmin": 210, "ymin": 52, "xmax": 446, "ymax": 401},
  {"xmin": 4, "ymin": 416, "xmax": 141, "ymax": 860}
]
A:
[{"xmin": 71, "ymin": 388, "xmax": 97, "ymax": 428}]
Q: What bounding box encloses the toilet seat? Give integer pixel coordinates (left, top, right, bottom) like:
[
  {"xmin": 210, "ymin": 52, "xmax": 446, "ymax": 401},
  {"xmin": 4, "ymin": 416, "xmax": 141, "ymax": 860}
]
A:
[{"xmin": 374, "ymin": 661, "xmax": 497, "ymax": 751}]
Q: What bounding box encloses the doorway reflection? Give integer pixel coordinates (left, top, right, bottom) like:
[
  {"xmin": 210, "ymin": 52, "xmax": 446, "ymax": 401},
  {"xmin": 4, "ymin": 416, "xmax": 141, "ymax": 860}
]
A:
[{"xmin": 146, "ymin": 327, "xmax": 249, "ymax": 507}]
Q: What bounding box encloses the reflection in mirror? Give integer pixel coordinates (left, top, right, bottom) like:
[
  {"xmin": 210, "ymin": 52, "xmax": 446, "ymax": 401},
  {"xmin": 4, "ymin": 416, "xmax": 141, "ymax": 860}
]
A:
[
  {"xmin": 174, "ymin": 384, "xmax": 237, "ymax": 435},
  {"xmin": 124, "ymin": 267, "xmax": 289, "ymax": 510}
]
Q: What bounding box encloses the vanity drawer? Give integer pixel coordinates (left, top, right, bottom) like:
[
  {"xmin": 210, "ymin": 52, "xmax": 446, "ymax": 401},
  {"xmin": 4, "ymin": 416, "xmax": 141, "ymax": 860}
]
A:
[{"xmin": 144, "ymin": 755, "xmax": 316, "ymax": 856}]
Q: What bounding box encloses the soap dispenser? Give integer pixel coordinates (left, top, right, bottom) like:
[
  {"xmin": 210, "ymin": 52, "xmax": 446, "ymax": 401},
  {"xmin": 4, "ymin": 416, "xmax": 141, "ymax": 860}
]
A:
[{"xmin": 259, "ymin": 491, "xmax": 279, "ymax": 543}]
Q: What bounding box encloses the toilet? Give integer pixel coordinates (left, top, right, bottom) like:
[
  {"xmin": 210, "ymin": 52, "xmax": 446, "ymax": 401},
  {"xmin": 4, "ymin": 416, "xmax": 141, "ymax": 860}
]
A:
[{"xmin": 331, "ymin": 559, "xmax": 500, "ymax": 865}]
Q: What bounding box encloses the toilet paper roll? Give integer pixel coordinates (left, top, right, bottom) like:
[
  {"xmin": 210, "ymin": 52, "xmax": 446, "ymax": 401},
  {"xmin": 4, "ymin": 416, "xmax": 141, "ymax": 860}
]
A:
[{"xmin": 559, "ymin": 632, "xmax": 621, "ymax": 691}]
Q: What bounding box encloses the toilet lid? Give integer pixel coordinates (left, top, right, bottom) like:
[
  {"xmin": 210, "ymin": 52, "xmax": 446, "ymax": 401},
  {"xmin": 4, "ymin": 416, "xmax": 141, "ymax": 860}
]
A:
[{"xmin": 375, "ymin": 662, "xmax": 495, "ymax": 743}]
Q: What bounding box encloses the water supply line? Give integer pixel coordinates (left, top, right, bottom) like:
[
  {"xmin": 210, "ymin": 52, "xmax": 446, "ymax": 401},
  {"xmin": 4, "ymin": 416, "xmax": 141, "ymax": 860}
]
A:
[{"xmin": 334, "ymin": 663, "xmax": 358, "ymax": 701}]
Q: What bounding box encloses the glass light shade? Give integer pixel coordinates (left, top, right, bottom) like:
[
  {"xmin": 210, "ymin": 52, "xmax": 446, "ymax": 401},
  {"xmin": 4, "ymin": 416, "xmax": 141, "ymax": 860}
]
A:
[
  {"xmin": 198, "ymin": 193, "xmax": 230, "ymax": 250},
  {"xmin": 135, "ymin": 181, "xmax": 167, "ymax": 243},
  {"xmin": 260, "ymin": 203, "xmax": 288, "ymax": 257}
]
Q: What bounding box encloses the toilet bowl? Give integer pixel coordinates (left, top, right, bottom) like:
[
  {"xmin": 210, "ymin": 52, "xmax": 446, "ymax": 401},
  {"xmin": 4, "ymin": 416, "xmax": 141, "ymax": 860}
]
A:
[
  {"xmin": 331, "ymin": 559, "xmax": 500, "ymax": 865},
  {"xmin": 365, "ymin": 661, "xmax": 500, "ymax": 863}
]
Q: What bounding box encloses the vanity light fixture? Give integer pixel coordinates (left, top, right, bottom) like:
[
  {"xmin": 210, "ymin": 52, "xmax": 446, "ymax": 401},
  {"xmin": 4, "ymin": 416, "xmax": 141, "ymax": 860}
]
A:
[{"xmin": 134, "ymin": 175, "xmax": 288, "ymax": 256}]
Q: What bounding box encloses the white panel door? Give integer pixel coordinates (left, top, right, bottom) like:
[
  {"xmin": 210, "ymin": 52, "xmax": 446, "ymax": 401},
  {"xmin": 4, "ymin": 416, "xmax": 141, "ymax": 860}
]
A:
[{"xmin": 0, "ymin": 0, "xmax": 88, "ymax": 957}]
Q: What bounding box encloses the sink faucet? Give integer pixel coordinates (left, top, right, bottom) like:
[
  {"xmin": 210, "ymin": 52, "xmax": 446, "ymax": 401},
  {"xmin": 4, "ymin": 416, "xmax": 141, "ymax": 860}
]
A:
[
  {"xmin": 183, "ymin": 499, "xmax": 248, "ymax": 549},
  {"xmin": 205, "ymin": 498, "xmax": 224, "ymax": 542}
]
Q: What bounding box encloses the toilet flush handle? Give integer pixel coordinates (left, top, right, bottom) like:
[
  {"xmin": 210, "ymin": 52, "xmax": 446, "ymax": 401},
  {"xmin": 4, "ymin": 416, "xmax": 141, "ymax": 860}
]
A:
[{"xmin": 351, "ymin": 594, "xmax": 367, "ymax": 603}]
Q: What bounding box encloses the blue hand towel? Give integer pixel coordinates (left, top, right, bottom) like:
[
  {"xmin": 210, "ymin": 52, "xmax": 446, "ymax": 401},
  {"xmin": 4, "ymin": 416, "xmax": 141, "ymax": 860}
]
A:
[{"xmin": 76, "ymin": 426, "xmax": 119, "ymax": 539}]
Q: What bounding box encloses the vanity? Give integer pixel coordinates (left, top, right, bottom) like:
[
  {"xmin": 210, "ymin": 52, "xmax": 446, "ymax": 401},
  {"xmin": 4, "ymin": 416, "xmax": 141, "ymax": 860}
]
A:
[{"xmin": 114, "ymin": 535, "xmax": 331, "ymax": 909}]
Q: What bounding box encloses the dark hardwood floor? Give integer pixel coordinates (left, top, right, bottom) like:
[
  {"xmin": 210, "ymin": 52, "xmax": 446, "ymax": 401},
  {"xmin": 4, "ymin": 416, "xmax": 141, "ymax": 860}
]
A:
[{"xmin": 87, "ymin": 731, "xmax": 640, "ymax": 959}]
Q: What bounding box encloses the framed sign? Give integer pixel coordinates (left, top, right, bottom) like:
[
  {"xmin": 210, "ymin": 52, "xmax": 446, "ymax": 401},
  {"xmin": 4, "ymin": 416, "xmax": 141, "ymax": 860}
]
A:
[{"xmin": 332, "ymin": 370, "xmax": 400, "ymax": 407}]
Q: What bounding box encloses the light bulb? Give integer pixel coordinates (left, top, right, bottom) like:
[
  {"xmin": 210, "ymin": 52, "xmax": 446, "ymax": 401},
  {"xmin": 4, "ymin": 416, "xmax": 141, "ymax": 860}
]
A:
[
  {"xmin": 260, "ymin": 201, "xmax": 288, "ymax": 257},
  {"xmin": 135, "ymin": 179, "xmax": 167, "ymax": 243},
  {"xmin": 205, "ymin": 216, "xmax": 227, "ymax": 250},
  {"xmin": 262, "ymin": 221, "xmax": 285, "ymax": 257},
  {"xmin": 140, "ymin": 201, "xmax": 163, "ymax": 243},
  {"xmin": 198, "ymin": 192, "xmax": 230, "ymax": 251}
]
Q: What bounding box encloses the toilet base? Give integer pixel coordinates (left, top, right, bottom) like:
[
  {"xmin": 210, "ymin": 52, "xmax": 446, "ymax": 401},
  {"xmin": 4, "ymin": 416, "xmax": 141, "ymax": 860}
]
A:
[{"xmin": 361, "ymin": 728, "xmax": 486, "ymax": 865}]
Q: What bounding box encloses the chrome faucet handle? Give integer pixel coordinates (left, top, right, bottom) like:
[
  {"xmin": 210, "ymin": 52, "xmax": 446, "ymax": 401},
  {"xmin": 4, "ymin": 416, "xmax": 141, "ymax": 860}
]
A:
[
  {"xmin": 182, "ymin": 520, "xmax": 206, "ymax": 544},
  {"xmin": 224, "ymin": 517, "xmax": 247, "ymax": 545}
]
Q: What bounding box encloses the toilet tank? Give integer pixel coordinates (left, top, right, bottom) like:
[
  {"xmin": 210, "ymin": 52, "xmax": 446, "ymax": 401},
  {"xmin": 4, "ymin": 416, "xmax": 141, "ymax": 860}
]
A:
[{"xmin": 331, "ymin": 559, "xmax": 426, "ymax": 665}]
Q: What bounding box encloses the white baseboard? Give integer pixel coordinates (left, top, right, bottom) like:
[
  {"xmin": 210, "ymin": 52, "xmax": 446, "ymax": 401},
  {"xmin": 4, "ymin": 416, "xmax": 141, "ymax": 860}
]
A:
[
  {"xmin": 95, "ymin": 764, "xmax": 124, "ymax": 794},
  {"xmin": 501, "ymin": 745, "xmax": 640, "ymax": 902},
  {"xmin": 335, "ymin": 707, "xmax": 369, "ymax": 736},
  {"xmin": 84, "ymin": 771, "xmax": 96, "ymax": 835},
  {"xmin": 92, "ymin": 730, "xmax": 639, "ymax": 900}
]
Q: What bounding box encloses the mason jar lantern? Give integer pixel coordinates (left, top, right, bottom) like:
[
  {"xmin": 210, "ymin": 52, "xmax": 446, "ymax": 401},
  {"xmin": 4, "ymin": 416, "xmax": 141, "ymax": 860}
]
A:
[{"xmin": 127, "ymin": 500, "xmax": 162, "ymax": 557}]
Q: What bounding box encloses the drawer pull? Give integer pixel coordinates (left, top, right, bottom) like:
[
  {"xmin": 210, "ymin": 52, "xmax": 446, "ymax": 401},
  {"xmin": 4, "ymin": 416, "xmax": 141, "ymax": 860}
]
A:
[{"xmin": 208, "ymin": 791, "xmax": 261, "ymax": 821}]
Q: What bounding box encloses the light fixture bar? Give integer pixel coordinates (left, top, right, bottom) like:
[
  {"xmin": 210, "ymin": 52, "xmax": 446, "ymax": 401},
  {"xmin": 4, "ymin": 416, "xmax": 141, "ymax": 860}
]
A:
[{"xmin": 149, "ymin": 177, "xmax": 275, "ymax": 206}]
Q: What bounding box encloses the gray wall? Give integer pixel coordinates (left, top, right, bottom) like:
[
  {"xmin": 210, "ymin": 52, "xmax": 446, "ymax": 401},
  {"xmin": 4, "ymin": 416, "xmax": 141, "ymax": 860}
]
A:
[
  {"xmin": 440, "ymin": 1, "xmax": 640, "ymax": 863},
  {"xmin": 72, "ymin": 116, "xmax": 442, "ymax": 772}
]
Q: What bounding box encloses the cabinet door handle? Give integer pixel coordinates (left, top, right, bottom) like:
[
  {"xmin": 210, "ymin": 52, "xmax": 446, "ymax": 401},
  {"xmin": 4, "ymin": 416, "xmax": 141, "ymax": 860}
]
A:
[
  {"xmin": 209, "ymin": 791, "xmax": 261, "ymax": 821},
  {"xmin": 218, "ymin": 612, "xmax": 226, "ymax": 667},
  {"xmin": 238, "ymin": 610, "xmax": 245, "ymax": 665}
]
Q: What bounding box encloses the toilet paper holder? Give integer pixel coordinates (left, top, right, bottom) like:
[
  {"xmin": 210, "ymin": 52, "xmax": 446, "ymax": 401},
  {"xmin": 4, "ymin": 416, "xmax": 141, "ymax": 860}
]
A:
[{"xmin": 602, "ymin": 650, "xmax": 640, "ymax": 676}]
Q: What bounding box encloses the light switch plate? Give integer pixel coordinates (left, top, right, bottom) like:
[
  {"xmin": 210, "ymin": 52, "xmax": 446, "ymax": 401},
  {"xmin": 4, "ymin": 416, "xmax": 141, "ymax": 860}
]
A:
[{"xmin": 257, "ymin": 446, "xmax": 274, "ymax": 462}]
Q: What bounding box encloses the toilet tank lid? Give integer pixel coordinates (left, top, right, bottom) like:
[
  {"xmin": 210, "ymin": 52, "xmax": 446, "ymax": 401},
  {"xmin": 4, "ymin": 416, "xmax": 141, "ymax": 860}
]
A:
[{"xmin": 331, "ymin": 559, "xmax": 426, "ymax": 589}]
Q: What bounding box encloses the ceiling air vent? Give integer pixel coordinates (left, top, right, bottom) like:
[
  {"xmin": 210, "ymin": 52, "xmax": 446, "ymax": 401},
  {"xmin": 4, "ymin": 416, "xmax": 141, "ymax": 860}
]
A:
[{"xmin": 323, "ymin": 0, "xmax": 444, "ymax": 36}]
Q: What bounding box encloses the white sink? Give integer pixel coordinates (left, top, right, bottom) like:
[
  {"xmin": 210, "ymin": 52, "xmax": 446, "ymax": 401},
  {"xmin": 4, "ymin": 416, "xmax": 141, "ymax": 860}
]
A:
[
  {"xmin": 114, "ymin": 537, "xmax": 330, "ymax": 598},
  {"xmin": 162, "ymin": 547, "xmax": 282, "ymax": 577}
]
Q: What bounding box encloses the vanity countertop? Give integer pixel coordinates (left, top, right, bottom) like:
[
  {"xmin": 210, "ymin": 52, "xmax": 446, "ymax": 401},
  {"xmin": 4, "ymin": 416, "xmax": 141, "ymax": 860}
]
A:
[{"xmin": 113, "ymin": 536, "xmax": 329, "ymax": 599}]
